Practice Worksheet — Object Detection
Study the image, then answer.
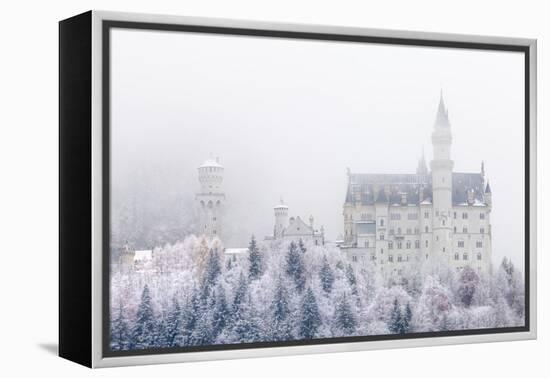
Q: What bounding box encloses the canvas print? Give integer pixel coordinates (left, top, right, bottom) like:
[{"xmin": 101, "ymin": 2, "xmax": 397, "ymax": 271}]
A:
[{"xmin": 108, "ymin": 28, "xmax": 527, "ymax": 353}]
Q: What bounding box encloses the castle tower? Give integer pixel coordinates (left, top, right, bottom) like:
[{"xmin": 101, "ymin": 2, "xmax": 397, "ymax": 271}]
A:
[
  {"xmin": 196, "ymin": 156, "xmax": 225, "ymax": 239},
  {"xmin": 274, "ymin": 199, "xmax": 289, "ymax": 239},
  {"xmin": 430, "ymin": 92, "xmax": 454, "ymax": 267}
]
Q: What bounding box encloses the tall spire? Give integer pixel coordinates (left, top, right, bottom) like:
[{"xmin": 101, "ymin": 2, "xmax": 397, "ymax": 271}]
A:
[
  {"xmin": 416, "ymin": 147, "xmax": 428, "ymax": 175},
  {"xmin": 435, "ymin": 90, "xmax": 451, "ymax": 128}
]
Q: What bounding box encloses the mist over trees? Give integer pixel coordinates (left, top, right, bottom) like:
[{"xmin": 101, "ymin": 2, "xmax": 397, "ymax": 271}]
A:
[{"xmin": 110, "ymin": 236, "xmax": 525, "ymax": 351}]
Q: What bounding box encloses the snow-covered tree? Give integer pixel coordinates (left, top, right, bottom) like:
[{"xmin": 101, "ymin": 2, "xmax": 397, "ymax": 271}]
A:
[
  {"xmin": 319, "ymin": 255, "xmax": 335, "ymax": 294},
  {"xmin": 457, "ymin": 266, "xmax": 480, "ymax": 308},
  {"xmin": 299, "ymin": 287, "xmax": 321, "ymax": 339},
  {"xmin": 270, "ymin": 277, "xmax": 293, "ymax": 341},
  {"xmin": 345, "ymin": 264, "xmax": 358, "ymax": 296},
  {"xmin": 388, "ymin": 299, "xmax": 402, "ymax": 334},
  {"xmin": 248, "ymin": 236, "xmax": 262, "ymax": 280},
  {"xmin": 131, "ymin": 285, "xmax": 157, "ymax": 349},
  {"xmin": 285, "ymin": 241, "xmax": 306, "ymax": 292},
  {"xmin": 110, "ymin": 301, "xmax": 130, "ymax": 351},
  {"xmin": 335, "ymin": 294, "xmax": 356, "ymax": 336}
]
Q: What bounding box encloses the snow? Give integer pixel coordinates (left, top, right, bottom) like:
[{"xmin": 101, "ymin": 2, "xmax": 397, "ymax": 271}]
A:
[
  {"xmin": 134, "ymin": 250, "xmax": 152, "ymax": 262},
  {"xmin": 199, "ymin": 158, "xmax": 223, "ymax": 168},
  {"xmin": 110, "ymin": 236, "xmax": 525, "ymax": 351}
]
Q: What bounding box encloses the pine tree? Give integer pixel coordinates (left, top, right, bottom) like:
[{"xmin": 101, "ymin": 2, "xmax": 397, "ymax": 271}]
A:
[
  {"xmin": 131, "ymin": 284, "xmax": 157, "ymax": 349},
  {"xmin": 231, "ymin": 294, "xmax": 261, "ymax": 343},
  {"xmin": 212, "ymin": 284, "xmax": 230, "ymax": 340},
  {"xmin": 110, "ymin": 301, "xmax": 130, "ymax": 351},
  {"xmin": 389, "ymin": 299, "xmax": 402, "ymax": 334},
  {"xmin": 299, "ymin": 287, "xmax": 321, "ymax": 339},
  {"xmin": 319, "ymin": 255, "xmax": 335, "ymax": 294},
  {"xmin": 201, "ymin": 248, "xmax": 221, "ymax": 297},
  {"xmin": 181, "ymin": 290, "xmax": 200, "ymax": 345},
  {"xmin": 271, "ymin": 277, "xmax": 292, "ymax": 341},
  {"xmin": 401, "ymin": 302, "xmax": 412, "ymax": 334},
  {"xmin": 286, "ymin": 241, "xmax": 306, "ymax": 292},
  {"xmin": 345, "ymin": 264, "xmax": 358, "ymax": 296},
  {"xmin": 232, "ymin": 272, "xmax": 248, "ymax": 314},
  {"xmin": 335, "ymin": 294, "xmax": 356, "ymax": 336},
  {"xmin": 163, "ymin": 295, "xmax": 183, "ymax": 347},
  {"xmin": 248, "ymin": 236, "xmax": 262, "ymax": 280}
]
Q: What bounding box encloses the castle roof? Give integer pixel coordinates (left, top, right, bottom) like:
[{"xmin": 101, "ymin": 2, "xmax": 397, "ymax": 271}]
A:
[
  {"xmin": 199, "ymin": 157, "xmax": 223, "ymax": 169},
  {"xmin": 345, "ymin": 171, "xmax": 486, "ymax": 206}
]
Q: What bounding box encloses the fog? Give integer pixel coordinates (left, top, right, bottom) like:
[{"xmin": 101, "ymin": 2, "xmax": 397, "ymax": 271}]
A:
[{"xmin": 110, "ymin": 28, "xmax": 525, "ymax": 270}]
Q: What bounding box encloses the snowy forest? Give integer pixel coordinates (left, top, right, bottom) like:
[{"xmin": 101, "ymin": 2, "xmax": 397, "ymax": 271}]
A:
[{"xmin": 110, "ymin": 236, "xmax": 525, "ymax": 351}]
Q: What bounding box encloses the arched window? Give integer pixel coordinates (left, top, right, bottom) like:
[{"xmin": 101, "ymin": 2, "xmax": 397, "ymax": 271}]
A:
[
  {"xmin": 454, "ymin": 253, "xmax": 459, "ymax": 260},
  {"xmin": 388, "ymin": 255, "xmax": 393, "ymax": 262},
  {"xmin": 397, "ymin": 255, "xmax": 402, "ymax": 262},
  {"xmin": 425, "ymin": 240, "xmax": 429, "ymax": 247},
  {"xmin": 477, "ymin": 253, "xmax": 482, "ymax": 260},
  {"xmin": 380, "ymin": 218, "xmax": 384, "ymax": 227},
  {"xmin": 425, "ymin": 226, "xmax": 429, "ymax": 233},
  {"xmin": 406, "ymin": 241, "xmax": 411, "ymax": 249},
  {"xmin": 463, "ymin": 253, "xmax": 469, "ymax": 260}
]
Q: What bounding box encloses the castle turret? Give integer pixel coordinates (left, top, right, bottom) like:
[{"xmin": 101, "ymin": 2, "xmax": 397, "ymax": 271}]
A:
[
  {"xmin": 416, "ymin": 149, "xmax": 429, "ymax": 176},
  {"xmin": 485, "ymin": 181, "xmax": 492, "ymax": 208},
  {"xmin": 430, "ymin": 92, "xmax": 454, "ymax": 267},
  {"xmin": 196, "ymin": 156, "xmax": 225, "ymax": 239},
  {"xmin": 274, "ymin": 200, "xmax": 289, "ymax": 239}
]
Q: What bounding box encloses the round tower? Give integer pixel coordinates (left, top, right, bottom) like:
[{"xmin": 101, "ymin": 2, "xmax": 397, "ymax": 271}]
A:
[
  {"xmin": 196, "ymin": 157, "xmax": 225, "ymax": 239},
  {"xmin": 430, "ymin": 92, "xmax": 454, "ymax": 268},
  {"xmin": 274, "ymin": 200, "xmax": 289, "ymax": 239}
]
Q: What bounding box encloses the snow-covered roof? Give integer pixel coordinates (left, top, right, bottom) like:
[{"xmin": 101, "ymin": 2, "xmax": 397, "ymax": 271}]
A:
[
  {"xmin": 224, "ymin": 248, "xmax": 249, "ymax": 255},
  {"xmin": 134, "ymin": 250, "xmax": 152, "ymax": 262},
  {"xmin": 199, "ymin": 158, "xmax": 223, "ymax": 169}
]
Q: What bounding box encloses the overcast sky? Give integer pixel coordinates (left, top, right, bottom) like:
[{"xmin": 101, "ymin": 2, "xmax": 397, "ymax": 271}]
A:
[{"xmin": 110, "ymin": 28, "xmax": 525, "ymax": 270}]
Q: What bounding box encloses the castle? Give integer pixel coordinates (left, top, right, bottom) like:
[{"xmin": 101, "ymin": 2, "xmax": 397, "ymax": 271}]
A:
[
  {"xmin": 341, "ymin": 93, "xmax": 492, "ymax": 279},
  {"xmin": 266, "ymin": 200, "xmax": 325, "ymax": 245},
  {"xmin": 195, "ymin": 157, "xmax": 226, "ymax": 239}
]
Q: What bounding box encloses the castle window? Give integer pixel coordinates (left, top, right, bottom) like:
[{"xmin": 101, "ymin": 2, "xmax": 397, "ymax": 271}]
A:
[
  {"xmin": 397, "ymin": 242, "xmax": 402, "ymax": 249},
  {"xmin": 390, "ymin": 213, "xmax": 401, "ymax": 220},
  {"xmin": 406, "ymin": 255, "xmax": 410, "ymax": 261},
  {"xmin": 352, "ymin": 255, "xmax": 358, "ymax": 262},
  {"xmin": 426, "ymin": 254, "xmax": 429, "ymax": 260},
  {"xmin": 442, "ymin": 220, "xmax": 446, "ymax": 226},
  {"xmin": 425, "ymin": 240, "xmax": 429, "ymax": 247},
  {"xmin": 463, "ymin": 253, "xmax": 469, "ymax": 261},
  {"xmin": 476, "ymin": 241, "xmax": 483, "ymax": 248},
  {"xmin": 365, "ymin": 241, "xmax": 369, "ymax": 248},
  {"xmin": 380, "ymin": 234, "xmax": 385, "ymax": 240},
  {"xmin": 414, "ymin": 228, "xmax": 419, "ymax": 234},
  {"xmin": 454, "ymin": 212, "xmax": 457, "ymax": 219},
  {"xmin": 397, "ymin": 255, "xmax": 403, "ymax": 262},
  {"xmin": 442, "ymin": 247, "xmax": 446, "ymax": 253},
  {"xmin": 388, "ymin": 242, "xmax": 393, "ymax": 249},
  {"xmin": 371, "ymin": 254, "xmax": 376, "ymax": 261},
  {"xmin": 424, "ymin": 212, "xmax": 430, "ymax": 219},
  {"xmin": 425, "ymin": 226, "xmax": 429, "ymax": 233},
  {"xmin": 480, "ymin": 213, "xmax": 485, "ymax": 220},
  {"xmin": 477, "ymin": 253, "xmax": 482, "ymax": 261},
  {"xmin": 463, "ymin": 227, "xmax": 468, "ymax": 233},
  {"xmin": 462, "ymin": 212, "xmax": 468, "ymax": 219},
  {"xmin": 380, "ymin": 218, "xmax": 385, "ymax": 227},
  {"xmin": 398, "ymin": 228, "xmax": 402, "ymax": 235},
  {"xmin": 406, "ymin": 228, "xmax": 411, "ymax": 235},
  {"xmin": 415, "ymin": 240, "xmax": 420, "ymax": 248},
  {"xmin": 389, "ymin": 255, "xmax": 394, "ymax": 262},
  {"xmin": 458, "ymin": 241, "xmax": 464, "ymax": 248},
  {"xmin": 406, "ymin": 241, "xmax": 411, "ymax": 249},
  {"xmin": 454, "ymin": 226, "xmax": 457, "ymax": 233},
  {"xmin": 380, "ymin": 249, "xmax": 384, "ymax": 254},
  {"xmin": 454, "ymin": 253, "xmax": 459, "ymax": 260},
  {"xmin": 480, "ymin": 227, "xmax": 485, "ymax": 234}
]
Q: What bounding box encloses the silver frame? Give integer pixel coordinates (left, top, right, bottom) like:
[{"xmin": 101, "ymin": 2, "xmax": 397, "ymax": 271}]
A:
[{"xmin": 90, "ymin": 10, "xmax": 537, "ymax": 368}]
